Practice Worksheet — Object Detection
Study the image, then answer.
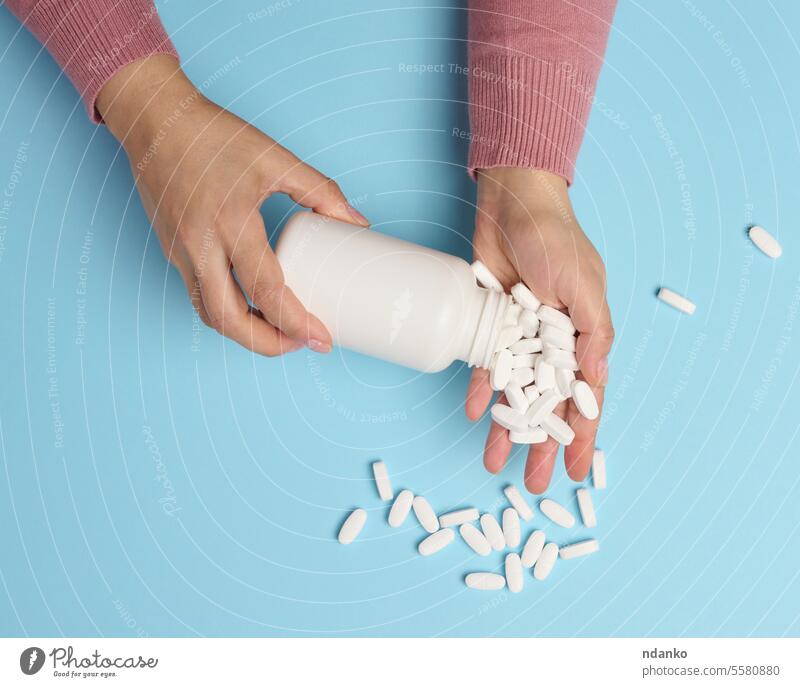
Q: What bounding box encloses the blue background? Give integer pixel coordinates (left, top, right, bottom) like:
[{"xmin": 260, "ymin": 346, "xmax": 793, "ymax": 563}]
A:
[{"xmin": 1, "ymin": 0, "xmax": 799, "ymax": 637}]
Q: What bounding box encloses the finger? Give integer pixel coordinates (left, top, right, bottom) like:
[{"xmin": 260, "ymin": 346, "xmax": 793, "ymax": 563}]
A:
[
  {"xmin": 198, "ymin": 252, "xmax": 301, "ymax": 356},
  {"xmin": 465, "ymin": 367, "xmax": 494, "ymax": 421},
  {"xmin": 568, "ymin": 269, "xmax": 614, "ymax": 388},
  {"xmin": 563, "ymin": 382, "xmax": 605, "ymax": 482},
  {"xmin": 276, "ymin": 155, "xmax": 369, "ymax": 226},
  {"xmin": 173, "ymin": 252, "xmax": 210, "ymax": 324},
  {"xmin": 523, "ymin": 404, "xmax": 566, "ymax": 494},
  {"xmin": 483, "ymin": 394, "xmax": 513, "ymax": 473}
]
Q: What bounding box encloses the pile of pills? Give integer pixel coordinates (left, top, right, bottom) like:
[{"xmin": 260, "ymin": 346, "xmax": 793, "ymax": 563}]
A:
[
  {"xmin": 337, "ymin": 453, "xmax": 606, "ymax": 591},
  {"xmin": 471, "ymin": 261, "xmax": 599, "ymax": 446}
]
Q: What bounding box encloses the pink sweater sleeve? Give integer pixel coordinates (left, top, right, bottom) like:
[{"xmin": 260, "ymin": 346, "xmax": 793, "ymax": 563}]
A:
[
  {"xmin": 468, "ymin": 0, "xmax": 617, "ymax": 183},
  {"xmin": 6, "ymin": 0, "xmax": 177, "ymax": 122}
]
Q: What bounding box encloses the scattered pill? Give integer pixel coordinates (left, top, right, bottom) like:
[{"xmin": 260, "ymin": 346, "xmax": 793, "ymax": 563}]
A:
[
  {"xmin": 559, "ymin": 539, "xmax": 599, "ymax": 560},
  {"xmin": 511, "ymin": 366, "xmax": 535, "ymax": 387},
  {"xmin": 519, "ymin": 309, "xmax": 540, "ymax": 337},
  {"xmin": 439, "ymin": 508, "xmax": 479, "ymax": 528},
  {"xmin": 504, "ymin": 383, "xmax": 529, "ymax": 414},
  {"xmin": 571, "ymin": 380, "xmax": 599, "ymax": 420},
  {"xmin": 543, "ymin": 347, "xmax": 579, "ymax": 371},
  {"xmin": 511, "ymin": 282, "xmax": 541, "ymax": 311},
  {"xmin": 555, "ymin": 368, "xmax": 575, "ymax": 399},
  {"xmin": 539, "ymin": 324, "xmax": 576, "ymax": 352},
  {"xmin": 510, "ymin": 338, "xmax": 542, "ymax": 354},
  {"xmin": 490, "ymin": 349, "xmax": 513, "ymax": 390},
  {"xmin": 523, "ymin": 384, "xmax": 540, "ymax": 404},
  {"xmin": 460, "ymin": 523, "xmax": 492, "ymax": 556},
  {"xmin": 525, "ymin": 389, "xmax": 561, "ymax": 427},
  {"xmin": 592, "ymin": 449, "xmax": 606, "ymax": 489},
  {"xmin": 338, "ymin": 508, "xmax": 367, "ymax": 544},
  {"xmin": 657, "ymin": 287, "xmax": 696, "ymax": 315},
  {"xmin": 749, "ymin": 225, "xmax": 781, "ymax": 259},
  {"xmin": 537, "ymin": 305, "xmax": 575, "ymax": 334},
  {"xmin": 502, "ymin": 507, "xmax": 521, "ymax": 548},
  {"xmin": 503, "ymin": 485, "xmax": 534, "ymax": 521},
  {"xmin": 509, "ymin": 428, "xmax": 548, "ymax": 444},
  {"xmin": 539, "ymin": 498, "xmax": 575, "ymax": 528},
  {"xmin": 521, "ymin": 530, "xmax": 546, "ymax": 568},
  {"xmin": 533, "ymin": 542, "xmax": 559, "ymax": 580},
  {"xmin": 541, "ymin": 413, "xmax": 575, "ymax": 445},
  {"xmin": 471, "ymin": 260, "xmax": 503, "ymax": 291},
  {"xmin": 576, "ymin": 488, "xmax": 597, "ymax": 528},
  {"xmin": 495, "ymin": 325, "xmax": 524, "ymax": 352},
  {"xmin": 388, "ymin": 489, "xmax": 414, "ymax": 527},
  {"xmin": 412, "ymin": 496, "xmax": 439, "ymax": 533},
  {"xmin": 505, "ymin": 553, "xmax": 524, "ymax": 593},
  {"xmin": 418, "ymin": 528, "xmax": 455, "ymax": 556},
  {"xmin": 512, "ymin": 353, "xmax": 537, "ymax": 369},
  {"xmin": 480, "ymin": 513, "xmax": 505, "ymax": 551},
  {"xmin": 372, "ymin": 461, "xmax": 393, "ymax": 501},
  {"xmin": 491, "ymin": 403, "xmax": 528, "ymax": 432},
  {"xmin": 465, "ymin": 572, "xmax": 506, "ymax": 590},
  {"xmin": 534, "ymin": 356, "xmax": 556, "ymax": 392},
  {"xmin": 504, "ymin": 303, "xmax": 522, "ymax": 325}
]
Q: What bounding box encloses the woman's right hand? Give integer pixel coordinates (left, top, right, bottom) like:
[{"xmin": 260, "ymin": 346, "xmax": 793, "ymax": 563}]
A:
[{"xmin": 97, "ymin": 55, "xmax": 369, "ymax": 356}]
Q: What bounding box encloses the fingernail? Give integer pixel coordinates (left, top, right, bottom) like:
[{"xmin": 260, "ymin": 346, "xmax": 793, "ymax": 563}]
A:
[
  {"xmin": 596, "ymin": 357, "xmax": 608, "ymax": 384},
  {"xmin": 308, "ymin": 338, "xmax": 332, "ymax": 353},
  {"xmin": 347, "ymin": 204, "xmax": 369, "ymax": 226}
]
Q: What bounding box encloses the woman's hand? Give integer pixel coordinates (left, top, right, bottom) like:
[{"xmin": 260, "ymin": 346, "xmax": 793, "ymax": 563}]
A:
[
  {"xmin": 97, "ymin": 55, "xmax": 368, "ymax": 355},
  {"xmin": 465, "ymin": 168, "xmax": 614, "ymax": 493}
]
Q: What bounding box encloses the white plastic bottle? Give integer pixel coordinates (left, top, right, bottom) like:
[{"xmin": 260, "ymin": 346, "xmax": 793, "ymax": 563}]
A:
[{"xmin": 275, "ymin": 211, "xmax": 512, "ymax": 373}]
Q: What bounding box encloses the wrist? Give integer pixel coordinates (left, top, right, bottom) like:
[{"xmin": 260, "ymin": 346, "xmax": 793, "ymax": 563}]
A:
[
  {"xmin": 97, "ymin": 55, "xmax": 197, "ymax": 143},
  {"xmin": 477, "ymin": 167, "xmax": 573, "ymax": 223}
]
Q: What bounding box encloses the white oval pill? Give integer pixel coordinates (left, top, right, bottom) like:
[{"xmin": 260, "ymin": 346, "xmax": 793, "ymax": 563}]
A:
[
  {"xmin": 465, "ymin": 572, "xmax": 506, "ymax": 590},
  {"xmin": 576, "ymin": 488, "xmax": 597, "ymax": 528},
  {"xmin": 533, "ymin": 542, "xmax": 559, "ymax": 580},
  {"xmin": 412, "ymin": 496, "xmax": 439, "ymax": 533},
  {"xmin": 592, "ymin": 449, "xmax": 607, "ymax": 489},
  {"xmin": 541, "ymin": 412, "xmax": 575, "ymax": 445},
  {"xmin": 418, "ymin": 527, "xmax": 455, "ymax": 556},
  {"xmin": 502, "ymin": 507, "xmax": 520, "ymax": 548},
  {"xmin": 490, "ymin": 349, "xmax": 513, "ymax": 391},
  {"xmin": 511, "ymin": 366, "xmax": 535, "ymax": 387},
  {"xmin": 559, "ymin": 539, "xmax": 599, "ymax": 560},
  {"xmin": 543, "ymin": 347, "xmax": 579, "ymax": 371},
  {"xmin": 471, "ymin": 260, "xmax": 504, "ymax": 291},
  {"xmin": 504, "ymin": 303, "xmax": 522, "ymax": 325},
  {"xmin": 539, "ymin": 324, "xmax": 576, "ymax": 352},
  {"xmin": 509, "ymin": 428, "xmax": 548, "ymax": 444},
  {"xmin": 388, "ymin": 489, "xmax": 414, "ymax": 527},
  {"xmin": 749, "ymin": 225, "xmax": 781, "ymax": 259},
  {"xmin": 525, "ymin": 389, "xmax": 561, "ymax": 427},
  {"xmin": 503, "ymin": 485, "xmax": 534, "ymax": 521},
  {"xmin": 512, "ymin": 353, "xmax": 537, "ymax": 369},
  {"xmin": 439, "ymin": 507, "xmax": 479, "ymax": 528},
  {"xmin": 523, "ymin": 384, "xmax": 540, "ymax": 403},
  {"xmin": 495, "ymin": 325, "xmax": 524, "ymax": 353},
  {"xmin": 490, "ymin": 403, "xmax": 528, "ymax": 432},
  {"xmin": 537, "ymin": 305, "xmax": 575, "ymax": 334},
  {"xmin": 504, "ymin": 383, "xmax": 529, "ymax": 414},
  {"xmin": 480, "ymin": 513, "xmax": 505, "ymax": 551},
  {"xmin": 509, "ymin": 338, "xmax": 542, "ymax": 354},
  {"xmin": 555, "ymin": 368, "xmax": 575, "ymax": 399},
  {"xmin": 460, "ymin": 522, "xmax": 491, "ymax": 556},
  {"xmin": 534, "ymin": 356, "xmax": 556, "ymax": 391},
  {"xmin": 338, "ymin": 508, "xmax": 367, "ymax": 544},
  {"xmin": 657, "ymin": 287, "xmax": 696, "ymax": 315},
  {"xmin": 521, "ymin": 530, "xmax": 546, "ymax": 568},
  {"xmin": 539, "ymin": 498, "xmax": 575, "ymax": 528},
  {"xmin": 372, "ymin": 460, "xmax": 393, "ymax": 501},
  {"xmin": 571, "ymin": 380, "xmax": 599, "ymax": 420},
  {"xmin": 505, "ymin": 553, "xmax": 524, "ymax": 593},
  {"xmin": 519, "ymin": 309, "xmax": 540, "ymax": 337},
  {"xmin": 511, "ymin": 282, "xmax": 542, "ymax": 311}
]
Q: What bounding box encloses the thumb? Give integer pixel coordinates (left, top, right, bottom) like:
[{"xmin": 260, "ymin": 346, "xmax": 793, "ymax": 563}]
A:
[
  {"xmin": 279, "ymin": 159, "xmax": 369, "ymax": 227},
  {"xmin": 569, "ymin": 270, "xmax": 614, "ymax": 387}
]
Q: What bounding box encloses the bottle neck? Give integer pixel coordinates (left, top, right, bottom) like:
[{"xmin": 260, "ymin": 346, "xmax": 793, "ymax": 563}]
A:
[{"xmin": 462, "ymin": 289, "xmax": 513, "ymax": 369}]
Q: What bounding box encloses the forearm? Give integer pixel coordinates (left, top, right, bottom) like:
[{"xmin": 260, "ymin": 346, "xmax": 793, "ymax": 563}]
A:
[
  {"xmin": 6, "ymin": 0, "xmax": 177, "ymax": 122},
  {"xmin": 467, "ymin": 0, "xmax": 617, "ymax": 183}
]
